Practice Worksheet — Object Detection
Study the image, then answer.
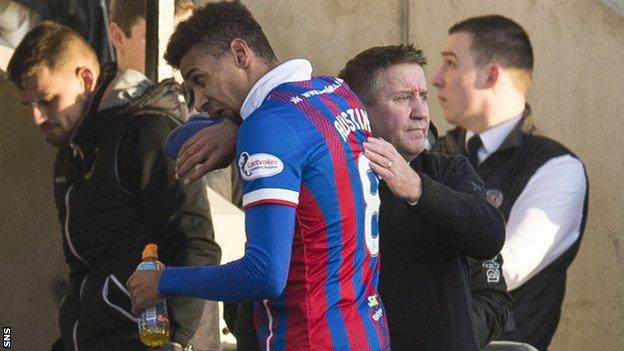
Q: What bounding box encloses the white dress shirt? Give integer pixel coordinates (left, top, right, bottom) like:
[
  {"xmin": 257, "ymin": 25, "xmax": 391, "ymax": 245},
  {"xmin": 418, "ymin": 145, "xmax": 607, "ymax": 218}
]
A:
[
  {"xmin": 467, "ymin": 118, "xmax": 587, "ymax": 291},
  {"xmin": 240, "ymin": 59, "xmax": 313, "ymax": 120}
]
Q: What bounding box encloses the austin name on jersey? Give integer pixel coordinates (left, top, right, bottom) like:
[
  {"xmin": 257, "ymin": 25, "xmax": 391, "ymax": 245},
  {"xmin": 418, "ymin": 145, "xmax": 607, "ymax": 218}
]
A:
[{"xmin": 333, "ymin": 108, "xmax": 371, "ymax": 142}]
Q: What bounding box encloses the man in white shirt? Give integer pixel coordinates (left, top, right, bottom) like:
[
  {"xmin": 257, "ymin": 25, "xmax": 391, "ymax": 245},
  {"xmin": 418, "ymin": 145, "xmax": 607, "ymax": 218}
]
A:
[{"xmin": 432, "ymin": 15, "xmax": 588, "ymax": 350}]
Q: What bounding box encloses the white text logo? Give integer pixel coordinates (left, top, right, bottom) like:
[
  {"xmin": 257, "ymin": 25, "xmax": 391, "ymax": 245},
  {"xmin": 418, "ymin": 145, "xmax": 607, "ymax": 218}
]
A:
[{"xmin": 238, "ymin": 152, "xmax": 284, "ymax": 180}]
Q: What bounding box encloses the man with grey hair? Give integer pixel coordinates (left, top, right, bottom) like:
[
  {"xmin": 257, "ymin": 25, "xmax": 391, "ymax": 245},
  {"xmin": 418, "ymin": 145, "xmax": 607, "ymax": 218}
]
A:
[{"xmin": 339, "ymin": 44, "xmax": 506, "ymax": 351}]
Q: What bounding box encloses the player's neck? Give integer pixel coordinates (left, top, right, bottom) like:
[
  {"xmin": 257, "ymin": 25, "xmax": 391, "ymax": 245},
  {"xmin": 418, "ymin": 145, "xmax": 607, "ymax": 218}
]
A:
[{"xmin": 241, "ymin": 58, "xmax": 281, "ymax": 104}]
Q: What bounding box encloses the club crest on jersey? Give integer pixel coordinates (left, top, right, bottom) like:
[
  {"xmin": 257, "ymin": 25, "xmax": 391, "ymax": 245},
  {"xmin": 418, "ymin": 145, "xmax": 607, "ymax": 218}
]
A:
[
  {"xmin": 238, "ymin": 152, "xmax": 284, "ymax": 180},
  {"xmin": 482, "ymin": 259, "xmax": 501, "ymax": 283},
  {"xmin": 486, "ymin": 189, "xmax": 504, "ymax": 209}
]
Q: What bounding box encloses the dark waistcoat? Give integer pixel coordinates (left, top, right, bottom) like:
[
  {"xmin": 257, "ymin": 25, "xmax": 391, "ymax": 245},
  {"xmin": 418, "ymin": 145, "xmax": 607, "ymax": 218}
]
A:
[{"xmin": 435, "ymin": 115, "xmax": 589, "ymax": 350}]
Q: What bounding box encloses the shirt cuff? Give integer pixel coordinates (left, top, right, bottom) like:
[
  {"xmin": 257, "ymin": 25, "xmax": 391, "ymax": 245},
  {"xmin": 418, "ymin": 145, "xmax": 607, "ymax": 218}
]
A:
[{"xmin": 159, "ymin": 267, "xmax": 180, "ymax": 297}]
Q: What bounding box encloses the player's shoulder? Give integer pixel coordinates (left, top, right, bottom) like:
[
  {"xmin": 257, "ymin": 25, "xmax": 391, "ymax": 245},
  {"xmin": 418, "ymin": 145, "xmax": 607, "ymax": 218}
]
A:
[
  {"xmin": 241, "ymin": 99, "xmax": 309, "ymax": 140},
  {"xmin": 238, "ymin": 103, "xmax": 306, "ymax": 153},
  {"xmin": 254, "ymin": 97, "xmax": 300, "ymax": 117}
]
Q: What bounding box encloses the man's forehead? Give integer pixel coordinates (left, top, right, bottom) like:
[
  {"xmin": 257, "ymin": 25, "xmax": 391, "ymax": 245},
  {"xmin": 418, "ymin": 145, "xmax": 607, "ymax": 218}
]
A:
[
  {"xmin": 19, "ymin": 65, "xmax": 59, "ymax": 102},
  {"xmin": 180, "ymin": 45, "xmax": 212, "ymax": 73},
  {"xmin": 381, "ymin": 63, "xmax": 426, "ymax": 90},
  {"xmin": 179, "ymin": 45, "xmax": 227, "ymax": 79}
]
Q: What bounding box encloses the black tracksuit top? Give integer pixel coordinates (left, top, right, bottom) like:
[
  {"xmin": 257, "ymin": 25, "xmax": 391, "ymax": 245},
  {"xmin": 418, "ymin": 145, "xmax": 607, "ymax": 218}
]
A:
[{"xmin": 378, "ymin": 151, "xmax": 505, "ymax": 351}]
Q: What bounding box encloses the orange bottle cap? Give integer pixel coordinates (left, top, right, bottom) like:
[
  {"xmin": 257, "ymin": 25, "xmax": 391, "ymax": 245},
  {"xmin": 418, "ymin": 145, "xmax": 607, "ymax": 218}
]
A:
[{"xmin": 142, "ymin": 243, "xmax": 159, "ymax": 260}]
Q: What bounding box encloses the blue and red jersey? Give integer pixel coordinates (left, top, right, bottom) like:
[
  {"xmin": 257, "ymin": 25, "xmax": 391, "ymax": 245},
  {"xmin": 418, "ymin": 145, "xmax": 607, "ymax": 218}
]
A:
[{"xmin": 238, "ymin": 76, "xmax": 389, "ymax": 350}]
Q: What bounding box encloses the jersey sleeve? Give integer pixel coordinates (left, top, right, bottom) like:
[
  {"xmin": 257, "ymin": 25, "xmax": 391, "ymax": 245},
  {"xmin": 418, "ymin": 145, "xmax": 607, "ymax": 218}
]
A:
[{"xmin": 237, "ymin": 110, "xmax": 306, "ymax": 209}]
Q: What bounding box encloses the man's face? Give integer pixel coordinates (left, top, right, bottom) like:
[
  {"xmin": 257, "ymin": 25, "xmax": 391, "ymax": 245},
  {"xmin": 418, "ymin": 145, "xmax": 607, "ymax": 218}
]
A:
[
  {"xmin": 120, "ymin": 19, "xmax": 147, "ymax": 73},
  {"xmin": 367, "ymin": 63, "xmax": 430, "ymax": 162},
  {"xmin": 19, "ymin": 65, "xmax": 90, "ymax": 147},
  {"xmin": 114, "ymin": 11, "xmax": 191, "ymax": 75},
  {"xmin": 433, "ymin": 32, "xmax": 485, "ymax": 129},
  {"xmin": 179, "ymin": 45, "xmax": 244, "ymax": 121}
]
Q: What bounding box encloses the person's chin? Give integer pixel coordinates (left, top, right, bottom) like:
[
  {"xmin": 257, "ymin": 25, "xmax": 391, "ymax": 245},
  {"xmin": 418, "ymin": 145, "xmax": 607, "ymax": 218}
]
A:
[
  {"xmin": 45, "ymin": 133, "xmax": 65, "ymax": 148},
  {"xmin": 441, "ymin": 112, "xmax": 458, "ymax": 124},
  {"xmin": 403, "ymin": 142, "xmax": 425, "ymax": 157}
]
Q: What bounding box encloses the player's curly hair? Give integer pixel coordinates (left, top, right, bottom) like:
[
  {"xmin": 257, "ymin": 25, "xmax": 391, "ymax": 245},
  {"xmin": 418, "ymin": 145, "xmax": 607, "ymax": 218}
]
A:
[
  {"xmin": 164, "ymin": 1, "xmax": 277, "ymax": 68},
  {"xmin": 338, "ymin": 44, "xmax": 426, "ymax": 106}
]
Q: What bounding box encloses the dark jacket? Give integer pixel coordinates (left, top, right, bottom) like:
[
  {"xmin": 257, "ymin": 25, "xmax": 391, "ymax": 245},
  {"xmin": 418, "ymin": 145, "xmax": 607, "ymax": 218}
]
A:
[
  {"xmin": 379, "ymin": 151, "xmax": 505, "ymax": 351},
  {"xmin": 53, "ymin": 66, "xmax": 221, "ymax": 350},
  {"xmin": 436, "ymin": 112, "xmax": 588, "ymax": 350},
  {"xmin": 469, "ymin": 255, "xmax": 512, "ymax": 347},
  {"xmin": 429, "ymin": 124, "xmax": 512, "ymax": 348}
]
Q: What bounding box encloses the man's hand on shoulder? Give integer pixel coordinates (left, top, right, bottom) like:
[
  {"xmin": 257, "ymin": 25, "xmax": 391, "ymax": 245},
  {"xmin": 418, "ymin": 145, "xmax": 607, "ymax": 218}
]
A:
[
  {"xmin": 364, "ymin": 137, "xmax": 422, "ymax": 203},
  {"xmin": 175, "ymin": 117, "xmax": 239, "ymax": 185}
]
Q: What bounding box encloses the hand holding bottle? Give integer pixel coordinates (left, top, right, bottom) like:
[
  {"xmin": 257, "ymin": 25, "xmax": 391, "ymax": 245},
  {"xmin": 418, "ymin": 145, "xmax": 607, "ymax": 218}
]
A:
[
  {"xmin": 127, "ymin": 244, "xmax": 171, "ymax": 347},
  {"xmin": 128, "ymin": 269, "xmax": 165, "ymax": 316}
]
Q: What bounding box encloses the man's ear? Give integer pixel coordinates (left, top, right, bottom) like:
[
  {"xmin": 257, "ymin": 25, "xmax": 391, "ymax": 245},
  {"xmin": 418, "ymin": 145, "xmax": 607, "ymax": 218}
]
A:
[
  {"xmin": 109, "ymin": 22, "xmax": 125, "ymax": 51},
  {"xmin": 76, "ymin": 67, "xmax": 97, "ymax": 92},
  {"xmin": 230, "ymin": 38, "xmax": 251, "ymax": 68},
  {"xmin": 483, "ymin": 64, "xmax": 500, "ymax": 89}
]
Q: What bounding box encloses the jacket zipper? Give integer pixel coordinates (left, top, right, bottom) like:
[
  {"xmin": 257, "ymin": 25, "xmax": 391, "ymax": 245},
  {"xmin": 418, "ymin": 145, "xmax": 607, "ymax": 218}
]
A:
[
  {"xmin": 72, "ymin": 275, "xmax": 88, "ymax": 351},
  {"xmin": 64, "ymin": 186, "xmax": 88, "ymax": 264},
  {"xmin": 65, "ymin": 185, "xmax": 89, "ymax": 350}
]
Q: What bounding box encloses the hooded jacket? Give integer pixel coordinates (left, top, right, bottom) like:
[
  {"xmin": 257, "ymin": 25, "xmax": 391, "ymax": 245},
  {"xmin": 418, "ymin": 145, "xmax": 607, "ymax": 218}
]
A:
[{"xmin": 53, "ymin": 65, "xmax": 221, "ymax": 350}]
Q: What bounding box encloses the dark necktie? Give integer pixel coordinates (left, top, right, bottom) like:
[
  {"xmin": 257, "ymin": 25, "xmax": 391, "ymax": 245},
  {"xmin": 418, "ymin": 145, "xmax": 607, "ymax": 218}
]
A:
[{"xmin": 466, "ymin": 135, "xmax": 483, "ymax": 168}]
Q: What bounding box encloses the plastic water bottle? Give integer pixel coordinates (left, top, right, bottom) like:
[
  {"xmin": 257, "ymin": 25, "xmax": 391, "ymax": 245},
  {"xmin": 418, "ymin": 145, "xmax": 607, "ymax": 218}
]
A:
[{"xmin": 137, "ymin": 243, "xmax": 171, "ymax": 347}]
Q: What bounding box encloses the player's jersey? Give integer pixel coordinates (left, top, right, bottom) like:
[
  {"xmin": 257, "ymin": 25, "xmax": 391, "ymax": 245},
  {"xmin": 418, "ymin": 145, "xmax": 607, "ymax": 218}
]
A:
[{"xmin": 237, "ymin": 76, "xmax": 389, "ymax": 351}]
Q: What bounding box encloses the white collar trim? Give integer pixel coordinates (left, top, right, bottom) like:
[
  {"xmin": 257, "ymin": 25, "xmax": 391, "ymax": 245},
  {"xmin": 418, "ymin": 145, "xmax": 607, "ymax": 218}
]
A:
[
  {"xmin": 466, "ymin": 115, "xmax": 522, "ymax": 156},
  {"xmin": 240, "ymin": 59, "xmax": 313, "ymax": 119}
]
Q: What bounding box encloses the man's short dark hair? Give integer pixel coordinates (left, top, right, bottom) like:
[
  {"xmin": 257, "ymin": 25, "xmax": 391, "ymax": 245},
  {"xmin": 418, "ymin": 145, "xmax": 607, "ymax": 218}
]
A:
[
  {"xmin": 8, "ymin": 21, "xmax": 97, "ymax": 89},
  {"xmin": 338, "ymin": 44, "xmax": 427, "ymax": 106},
  {"xmin": 164, "ymin": 1, "xmax": 277, "ymax": 68},
  {"xmin": 110, "ymin": 0, "xmax": 195, "ymax": 37},
  {"xmin": 449, "ymin": 15, "xmax": 533, "ymax": 73}
]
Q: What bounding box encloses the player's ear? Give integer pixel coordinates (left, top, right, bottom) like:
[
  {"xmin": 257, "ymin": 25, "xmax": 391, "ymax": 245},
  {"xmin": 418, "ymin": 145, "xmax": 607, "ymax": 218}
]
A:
[
  {"xmin": 483, "ymin": 64, "xmax": 500, "ymax": 89},
  {"xmin": 230, "ymin": 38, "xmax": 251, "ymax": 68}
]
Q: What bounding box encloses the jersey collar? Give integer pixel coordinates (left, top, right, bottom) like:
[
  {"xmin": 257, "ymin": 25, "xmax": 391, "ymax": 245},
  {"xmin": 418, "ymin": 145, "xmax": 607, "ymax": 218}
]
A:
[{"xmin": 240, "ymin": 59, "xmax": 313, "ymax": 120}]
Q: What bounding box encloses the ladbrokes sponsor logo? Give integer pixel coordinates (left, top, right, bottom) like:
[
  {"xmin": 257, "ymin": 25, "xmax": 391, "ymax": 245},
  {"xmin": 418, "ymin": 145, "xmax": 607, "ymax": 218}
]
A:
[{"xmin": 238, "ymin": 152, "xmax": 284, "ymax": 180}]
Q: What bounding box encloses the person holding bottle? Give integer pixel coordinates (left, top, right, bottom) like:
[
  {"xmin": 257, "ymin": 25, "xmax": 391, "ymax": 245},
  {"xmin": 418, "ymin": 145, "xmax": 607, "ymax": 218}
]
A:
[{"xmin": 7, "ymin": 21, "xmax": 220, "ymax": 350}]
